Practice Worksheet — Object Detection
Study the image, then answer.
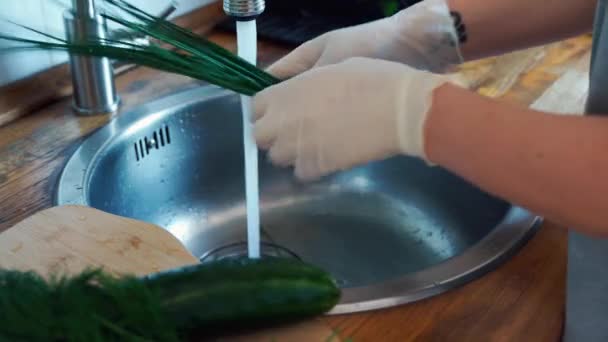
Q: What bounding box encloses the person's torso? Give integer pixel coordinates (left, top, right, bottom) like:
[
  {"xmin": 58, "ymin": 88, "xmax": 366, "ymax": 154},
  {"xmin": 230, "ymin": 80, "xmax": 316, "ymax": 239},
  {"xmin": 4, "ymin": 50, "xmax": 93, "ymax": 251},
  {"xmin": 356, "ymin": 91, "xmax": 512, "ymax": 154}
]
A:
[
  {"xmin": 587, "ymin": 0, "xmax": 608, "ymax": 113},
  {"xmin": 565, "ymin": 1, "xmax": 608, "ymax": 341}
]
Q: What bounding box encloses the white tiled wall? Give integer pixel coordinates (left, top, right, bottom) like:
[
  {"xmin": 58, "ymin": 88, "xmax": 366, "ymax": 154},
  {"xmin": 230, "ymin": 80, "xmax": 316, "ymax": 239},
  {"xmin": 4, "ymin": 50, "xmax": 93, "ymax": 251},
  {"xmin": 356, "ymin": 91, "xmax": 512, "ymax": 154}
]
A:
[{"xmin": 0, "ymin": 0, "xmax": 217, "ymax": 87}]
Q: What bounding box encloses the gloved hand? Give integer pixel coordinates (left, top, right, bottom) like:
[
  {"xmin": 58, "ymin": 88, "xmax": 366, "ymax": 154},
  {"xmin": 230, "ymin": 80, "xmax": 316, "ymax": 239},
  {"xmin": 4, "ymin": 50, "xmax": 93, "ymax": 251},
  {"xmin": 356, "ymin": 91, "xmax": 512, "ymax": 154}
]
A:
[
  {"xmin": 253, "ymin": 57, "xmax": 450, "ymax": 181},
  {"xmin": 268, "ymin": 0, "xmax": 463, "ymax": 80}
]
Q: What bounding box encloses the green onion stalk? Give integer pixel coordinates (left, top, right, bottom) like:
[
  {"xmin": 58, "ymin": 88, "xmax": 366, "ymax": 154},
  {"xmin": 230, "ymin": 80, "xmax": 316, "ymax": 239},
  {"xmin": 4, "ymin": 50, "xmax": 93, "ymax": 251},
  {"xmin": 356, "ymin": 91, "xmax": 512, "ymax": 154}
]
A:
[{"xmin": 0, "ymin": 0, "xmax": 280, "ymax": 96}]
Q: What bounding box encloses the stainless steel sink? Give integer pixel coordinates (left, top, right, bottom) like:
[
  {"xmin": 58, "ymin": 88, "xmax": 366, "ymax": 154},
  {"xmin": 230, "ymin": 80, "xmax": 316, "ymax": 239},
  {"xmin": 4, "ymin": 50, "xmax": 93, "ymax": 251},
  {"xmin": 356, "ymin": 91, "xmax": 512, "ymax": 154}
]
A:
[{"xmin": 55, "ymin": 85, "xmax": 541, "ymax": 314}]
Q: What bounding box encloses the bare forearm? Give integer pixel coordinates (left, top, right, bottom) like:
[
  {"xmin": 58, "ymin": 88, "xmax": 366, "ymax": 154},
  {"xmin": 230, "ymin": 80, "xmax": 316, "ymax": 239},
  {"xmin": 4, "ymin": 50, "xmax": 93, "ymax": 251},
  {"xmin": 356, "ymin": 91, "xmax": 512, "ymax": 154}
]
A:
[
  {"xmin": 425, "ymin": 84, "xmax": 608, "ymax": 235},
  {"xmin": 448, "ymin": 0, "xmax": 597, "ymax": 61}
]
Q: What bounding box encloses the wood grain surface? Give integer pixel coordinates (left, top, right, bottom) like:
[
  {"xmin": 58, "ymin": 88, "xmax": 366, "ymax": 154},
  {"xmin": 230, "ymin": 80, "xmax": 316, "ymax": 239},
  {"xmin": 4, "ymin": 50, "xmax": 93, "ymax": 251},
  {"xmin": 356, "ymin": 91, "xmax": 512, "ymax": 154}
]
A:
[
  {"xmin": 0, "ymin": 6, "xmax": 593, "ymax": 340},
  {"xmin": 0, "ymin": 205, "xmax": 339, "ymax": 342},
  {"xmin": 0, "ymin": 205, "xmax": 198, "ymax": 277}
]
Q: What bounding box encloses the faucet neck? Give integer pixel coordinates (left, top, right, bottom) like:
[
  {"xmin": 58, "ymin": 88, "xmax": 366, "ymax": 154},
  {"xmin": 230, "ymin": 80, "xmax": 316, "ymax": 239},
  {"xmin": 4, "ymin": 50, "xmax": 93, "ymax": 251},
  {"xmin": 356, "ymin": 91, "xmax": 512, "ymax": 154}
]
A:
[{"xmin": 72, "ymin": 0, "xmax": 97, "ymax": 19}]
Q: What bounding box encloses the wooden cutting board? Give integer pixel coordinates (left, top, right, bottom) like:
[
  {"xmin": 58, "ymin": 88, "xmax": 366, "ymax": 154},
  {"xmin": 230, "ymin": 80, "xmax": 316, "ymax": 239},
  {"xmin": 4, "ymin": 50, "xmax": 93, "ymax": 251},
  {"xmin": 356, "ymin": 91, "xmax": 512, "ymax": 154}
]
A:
[{"xmin": 0, "ymin": 205, "xmax": 339, "ymax": 342}]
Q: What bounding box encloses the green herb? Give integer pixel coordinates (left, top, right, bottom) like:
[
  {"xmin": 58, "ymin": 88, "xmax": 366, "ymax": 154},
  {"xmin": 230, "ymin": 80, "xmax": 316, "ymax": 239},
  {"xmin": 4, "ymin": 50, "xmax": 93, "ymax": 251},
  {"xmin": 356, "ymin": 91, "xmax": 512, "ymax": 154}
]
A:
[
  {"xmin": 380, "ymin": 0, "xmax": 400, "ymax": 16},
  {"xmin": 325, "ymin": 328, "xmax": 355, "ymax": 342},
  {"xmin": 0, "ymin": 0, "xmax": 280, "ymax": 96},
  {"xmin": 325, "ymin": 329, "xmax": 340, "ymax": 342},
  {"xmin": 0, "ymin": 268, "xmax": 178, "ymax": 341}
]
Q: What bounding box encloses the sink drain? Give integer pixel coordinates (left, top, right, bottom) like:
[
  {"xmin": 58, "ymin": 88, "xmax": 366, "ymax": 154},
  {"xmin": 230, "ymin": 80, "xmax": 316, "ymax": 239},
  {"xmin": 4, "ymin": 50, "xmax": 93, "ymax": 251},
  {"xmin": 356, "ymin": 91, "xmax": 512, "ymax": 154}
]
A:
[{"xmin": 199, "ymin": 242, "xmax": 300, "ymax": 263}]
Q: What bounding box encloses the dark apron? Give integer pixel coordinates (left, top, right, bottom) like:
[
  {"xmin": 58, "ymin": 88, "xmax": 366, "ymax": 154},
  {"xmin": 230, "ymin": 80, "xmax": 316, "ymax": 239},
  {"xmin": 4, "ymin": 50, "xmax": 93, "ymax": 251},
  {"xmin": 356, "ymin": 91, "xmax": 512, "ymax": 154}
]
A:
[{"xmin": 564, "ymin": 1, "xmax": 608, "ymax": 341}]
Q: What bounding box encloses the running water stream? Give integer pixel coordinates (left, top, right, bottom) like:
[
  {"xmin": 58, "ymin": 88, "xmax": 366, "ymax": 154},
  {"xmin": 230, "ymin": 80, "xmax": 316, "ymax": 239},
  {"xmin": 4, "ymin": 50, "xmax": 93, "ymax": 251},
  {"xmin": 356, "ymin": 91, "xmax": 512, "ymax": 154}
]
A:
[{"xmin": 236, "ymin": 20, "xmax": 260, "ymax": 259}]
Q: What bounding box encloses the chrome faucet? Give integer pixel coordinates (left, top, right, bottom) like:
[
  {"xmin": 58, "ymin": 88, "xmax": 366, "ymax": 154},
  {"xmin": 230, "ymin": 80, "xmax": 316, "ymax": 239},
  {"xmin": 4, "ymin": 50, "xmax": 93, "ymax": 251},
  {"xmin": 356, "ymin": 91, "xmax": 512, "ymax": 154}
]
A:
[{"xmin": 64, "ymin": 0, "xmax": 177, "ymax": 116}]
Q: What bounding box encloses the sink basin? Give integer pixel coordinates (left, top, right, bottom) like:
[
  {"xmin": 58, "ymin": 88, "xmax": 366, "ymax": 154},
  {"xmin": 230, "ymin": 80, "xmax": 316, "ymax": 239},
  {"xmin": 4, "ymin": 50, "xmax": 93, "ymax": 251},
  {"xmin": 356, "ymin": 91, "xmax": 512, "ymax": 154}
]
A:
[{"xmin": 55, "ymin": 85, "xmax": 540, "ymax": 314}]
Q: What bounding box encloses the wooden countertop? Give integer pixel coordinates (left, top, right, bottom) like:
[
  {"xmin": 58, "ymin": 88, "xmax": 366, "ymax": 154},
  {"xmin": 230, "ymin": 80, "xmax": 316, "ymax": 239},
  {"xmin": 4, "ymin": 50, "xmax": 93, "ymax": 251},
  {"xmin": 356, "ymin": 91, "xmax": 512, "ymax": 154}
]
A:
[{"xmin": 0, "ymin": 5, "xmax": 593, "ymax": 341}]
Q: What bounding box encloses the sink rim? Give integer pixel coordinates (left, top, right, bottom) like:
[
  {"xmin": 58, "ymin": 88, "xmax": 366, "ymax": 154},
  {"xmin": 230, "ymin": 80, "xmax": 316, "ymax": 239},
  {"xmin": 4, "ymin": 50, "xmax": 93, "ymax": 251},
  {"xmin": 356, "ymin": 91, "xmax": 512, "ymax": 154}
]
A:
[{"xmin": 54, "ymin": 85, "xmax": 542, "ymax": 315}]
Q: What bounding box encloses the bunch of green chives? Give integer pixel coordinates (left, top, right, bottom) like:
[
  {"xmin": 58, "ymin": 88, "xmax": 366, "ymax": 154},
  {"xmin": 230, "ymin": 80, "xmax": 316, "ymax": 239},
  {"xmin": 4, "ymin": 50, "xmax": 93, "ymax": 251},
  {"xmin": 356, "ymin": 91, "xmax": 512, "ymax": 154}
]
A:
[{"xmin": 0, "ymin": 0, "xmax": 279, "ymax": 96}]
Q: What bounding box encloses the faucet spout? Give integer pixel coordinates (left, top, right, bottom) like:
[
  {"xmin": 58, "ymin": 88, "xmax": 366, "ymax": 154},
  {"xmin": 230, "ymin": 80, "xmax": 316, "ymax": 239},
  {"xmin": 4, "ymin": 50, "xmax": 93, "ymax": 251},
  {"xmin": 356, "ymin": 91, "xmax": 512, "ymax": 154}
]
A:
[{"xmin": 223, "ymin": 0, "xmax": 266, "ymax": 20}]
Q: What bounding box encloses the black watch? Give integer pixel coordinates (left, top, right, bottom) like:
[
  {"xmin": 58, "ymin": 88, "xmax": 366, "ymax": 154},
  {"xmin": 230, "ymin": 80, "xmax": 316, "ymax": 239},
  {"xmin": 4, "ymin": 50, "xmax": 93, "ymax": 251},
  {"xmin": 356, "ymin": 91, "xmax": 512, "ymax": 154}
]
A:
[{"xmin": 450, "ymin": 11, "xmax": 468, "ymax": 44}]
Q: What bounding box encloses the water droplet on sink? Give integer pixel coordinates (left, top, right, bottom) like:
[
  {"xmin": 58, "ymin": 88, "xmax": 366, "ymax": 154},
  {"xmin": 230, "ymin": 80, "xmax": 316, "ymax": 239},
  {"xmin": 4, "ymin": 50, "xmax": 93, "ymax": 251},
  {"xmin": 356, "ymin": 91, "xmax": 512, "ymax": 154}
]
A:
[
  {"xmin": 160, "ymin": 179, "xmax": 165, "ymax": 184},
  {"xmin": 427, "ymin": 232, "xmax": 433, "ymax": 237},
  {"xmin": 179, "ymin": 119, "xmax": 184, "ymax": 124},
  {"xmin": 180, "ymin": 128, "xmax": 185, "ymax": 133}
]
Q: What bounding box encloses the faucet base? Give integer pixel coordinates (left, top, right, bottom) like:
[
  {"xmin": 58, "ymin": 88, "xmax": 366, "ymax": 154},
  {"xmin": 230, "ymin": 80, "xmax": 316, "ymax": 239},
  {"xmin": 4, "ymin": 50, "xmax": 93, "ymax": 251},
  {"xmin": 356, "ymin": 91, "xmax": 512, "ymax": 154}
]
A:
[
  {"xmin": 64, "ymin": 10, "xmax": 120, "ymax": 116},
  {"xmin": 71, "ymin": 96, "xmax": 121, "ymax": 116}
]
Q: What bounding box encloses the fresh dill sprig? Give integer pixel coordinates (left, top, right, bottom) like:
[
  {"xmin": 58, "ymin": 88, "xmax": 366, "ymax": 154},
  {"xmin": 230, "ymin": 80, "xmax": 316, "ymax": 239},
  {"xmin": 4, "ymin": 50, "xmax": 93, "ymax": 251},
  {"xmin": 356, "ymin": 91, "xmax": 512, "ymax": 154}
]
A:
[{"xmin": 0, "ymin": 268, "xmax": 179, "ymax": 341}]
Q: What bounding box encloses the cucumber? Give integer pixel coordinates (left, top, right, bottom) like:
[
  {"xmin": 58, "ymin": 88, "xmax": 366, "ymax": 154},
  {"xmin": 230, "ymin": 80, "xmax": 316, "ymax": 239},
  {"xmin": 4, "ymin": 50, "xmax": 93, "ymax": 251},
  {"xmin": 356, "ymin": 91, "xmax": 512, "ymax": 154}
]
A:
[{"xmin": 143, "ymin": 257, "xmax": 341, "ymax": 335}]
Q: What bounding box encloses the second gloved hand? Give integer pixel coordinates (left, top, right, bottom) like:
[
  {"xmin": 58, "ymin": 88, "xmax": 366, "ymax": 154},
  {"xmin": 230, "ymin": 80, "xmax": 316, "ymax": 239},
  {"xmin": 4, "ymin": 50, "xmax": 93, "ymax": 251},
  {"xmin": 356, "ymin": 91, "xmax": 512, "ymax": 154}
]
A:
[
  {"xmin": 268, "ymin": 0, "xmax": 462, "ymax": 79},
  {"xmin": 253, "ymin": 57, "xmax": 450, "ymax": 181}
]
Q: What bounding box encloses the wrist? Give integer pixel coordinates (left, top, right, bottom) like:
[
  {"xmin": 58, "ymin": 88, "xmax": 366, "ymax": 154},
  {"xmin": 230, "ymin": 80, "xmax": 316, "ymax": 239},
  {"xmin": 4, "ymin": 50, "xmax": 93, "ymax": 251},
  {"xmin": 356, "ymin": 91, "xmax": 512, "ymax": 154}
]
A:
[
  {"xmin": 423, "ymin": 83, "xmax": 472, "ymax": 165},
  {"xmin": 423, "ymin": 82, "xmax": 524, "ymax": 169},
  {"xmin": 395, "ymin": 69, "xmax": 451, "ymax": 159}
]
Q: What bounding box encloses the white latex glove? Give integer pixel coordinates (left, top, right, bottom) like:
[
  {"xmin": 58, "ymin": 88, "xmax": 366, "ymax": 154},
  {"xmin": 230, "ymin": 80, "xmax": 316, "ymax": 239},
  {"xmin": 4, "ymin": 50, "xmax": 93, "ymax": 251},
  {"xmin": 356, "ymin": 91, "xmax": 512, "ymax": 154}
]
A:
[
  {"xmin": 268, "ymin": 0, "xmax": 463, "ymax": 79},
  {"xmin": 253, "ymin": 57, "xmax": 450, "ymax": 181}
]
